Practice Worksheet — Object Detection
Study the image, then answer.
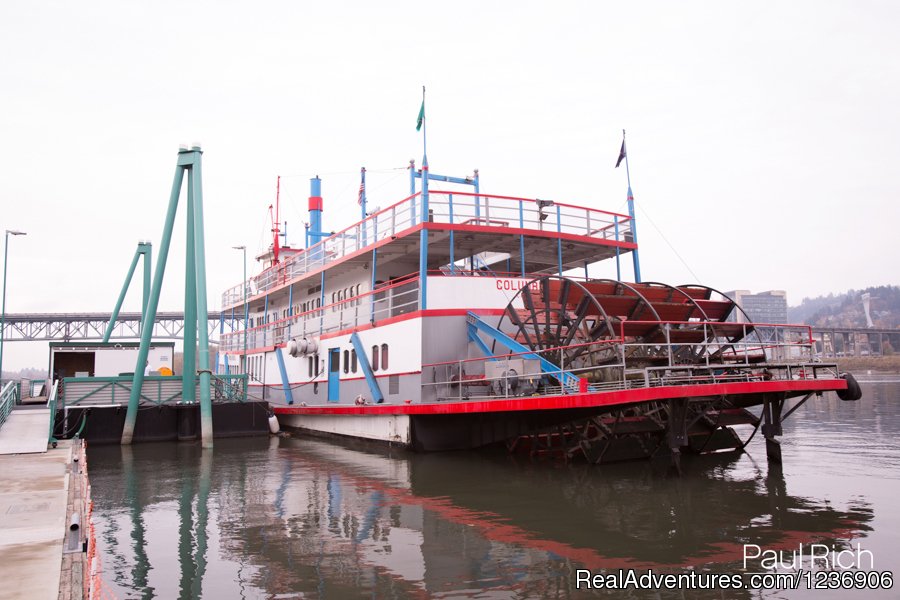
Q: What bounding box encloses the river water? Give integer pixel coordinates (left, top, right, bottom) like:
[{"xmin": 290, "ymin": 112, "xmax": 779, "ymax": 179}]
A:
[{"xmin": 88, "ymin": 378, "xmax": 900, "ymax": 599}]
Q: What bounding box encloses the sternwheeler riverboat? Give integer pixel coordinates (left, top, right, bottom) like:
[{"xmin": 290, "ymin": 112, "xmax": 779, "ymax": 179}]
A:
[{"xmin": 218, "ymin": 161, "xmax": 860, "ymax": 464}]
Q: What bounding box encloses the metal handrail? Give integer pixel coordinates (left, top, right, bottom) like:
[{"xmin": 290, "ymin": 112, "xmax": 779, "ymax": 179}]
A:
[
  {"xmin": 221, "ymin": 191, "xmax": 634, "ymax": 309},
  {"xmin": 60, "ymin": 374, "xmax": 249, "ymax": 406},
  {"xmin": 421, "ymin": 327, "xmax": 835, "ymax": 403},
  {"xmin": 0, "ymin": 381, "xmax": 19, "ymax": 431},
  {"xmin": 46, "ymin": 380, "xmax": 59, "ymax": 445},
  {"xmin": 219, "ymin": 278, "xmax": 421, "ymax": 353}
]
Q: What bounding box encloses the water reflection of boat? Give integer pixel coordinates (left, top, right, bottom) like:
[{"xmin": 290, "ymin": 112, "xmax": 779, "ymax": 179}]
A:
[{"xmin": 89, "ymin": 437, "xmax": 873, "ymax": 598}]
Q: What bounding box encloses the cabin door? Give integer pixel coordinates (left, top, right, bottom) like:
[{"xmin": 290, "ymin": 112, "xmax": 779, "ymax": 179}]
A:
[{"xmin": 327, "ymin": 348, "xmax": 341, "ymax": 402}]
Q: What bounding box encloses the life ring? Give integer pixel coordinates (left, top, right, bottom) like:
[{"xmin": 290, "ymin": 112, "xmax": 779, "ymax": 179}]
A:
[{"xmin": 837, "ymin": 372, "xmax": 862, "ymax": 401}]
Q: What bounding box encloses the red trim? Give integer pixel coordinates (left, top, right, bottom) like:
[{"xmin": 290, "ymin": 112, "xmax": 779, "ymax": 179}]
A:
[
  {"xmin": 318, "ymin": 308, "xmax": 506, "ymax": 340},
  {"xmin": 222, "ymin": 226, "xmax": 423, "ymax": 311},
  {"xmin": 249, "ymin": 369, "xmax": 423, "ymax": 387},
  {"xmin": 308, "ymin": 196, "xmax": 323, "ymax": 211},
  {"xmin": 223, "ymin": 217, "xmax": 636, "ymax": 312},
  {"xmin": 427, "ymin": 190, "xmax": 632, "ymax": 221},
  {"xmin": 274, "ymin": 379, "xmax": 846, "ymax": 416},
  {"xmin": 422, "ymin": 222, "xmax": 638, "ymax": 250}
]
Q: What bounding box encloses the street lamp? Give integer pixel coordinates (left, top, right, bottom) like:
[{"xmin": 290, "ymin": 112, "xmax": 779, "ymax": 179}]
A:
[
  {"xmin": 1, "ymin": 230, "xmax": 26, "ymax": 386},
  {"xmin": 232, "ymin": 246, "xmax": 248, "ymax": 374}
]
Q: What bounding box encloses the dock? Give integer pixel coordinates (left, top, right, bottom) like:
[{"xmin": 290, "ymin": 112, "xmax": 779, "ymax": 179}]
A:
[{"xmin": 0, "ymin": 404, "xmax": 90, "ymax": 600}]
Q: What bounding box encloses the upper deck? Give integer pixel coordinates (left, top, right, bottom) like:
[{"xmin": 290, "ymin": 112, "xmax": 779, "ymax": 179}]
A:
[{"xmin": 222, "ymin": 190, "xmax": 635, "ymax": 310}]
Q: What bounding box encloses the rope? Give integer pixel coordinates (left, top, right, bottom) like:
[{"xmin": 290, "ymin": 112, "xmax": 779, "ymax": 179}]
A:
[{"xmin": 635, "ymin": 203, "xmax": 703, "ymax": 282}]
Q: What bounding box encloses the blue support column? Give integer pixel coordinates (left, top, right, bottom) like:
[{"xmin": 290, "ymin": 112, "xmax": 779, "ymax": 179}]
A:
[
  {"xmin": 448, "ymin": 193, "xmax": 455, "ymax": 273},
  {"xmin": 556, "ymin": 205, "xmax": 563, "ymax": 276},
  {"xmin": 627, "ymin": 186, "xmax": 641, "ymax": 282},
  {"xmin": 274, "ymin": 347, "xmax": 294, "ymax": 405},
  {"xmin": 287, "ymin": 283, "xmax": 294, "ymax": 339},
  {"xmin": 615, "ymin": 216, "xmax": 621, "ymax": 281},
  {"xmin": 519, "ymin": 201, "xmax": 526, "ymax": 278},
  {"xmin": 263, "ymin": 294, "xmax": 269, "ymax": 348},
  {"xmin": 350, "ymin": 332, "xmax": 384, "ymax": 403},
  {"xmin": 319, "ymin": 271, "xmax": 325, "ymax": 335},
  {"xmin": 474, "ymin": 169, "xmax": 481, "ymax": 219},
  {"xmin": 369, "ymin": 249, "xmax": 377, "ymax": 324},
  {"xmin": 466, "ymin": 312, "xmax": 582, "ymax": 390},
  {"xmin": 409, "ymin": 160, "xmax": 417, "ymax": 226}
]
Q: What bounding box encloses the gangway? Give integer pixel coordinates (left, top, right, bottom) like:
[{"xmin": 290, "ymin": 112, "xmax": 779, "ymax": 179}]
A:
[{"xmin": 0, "ymin": 382, "xmax": 50, "ymax": 454}]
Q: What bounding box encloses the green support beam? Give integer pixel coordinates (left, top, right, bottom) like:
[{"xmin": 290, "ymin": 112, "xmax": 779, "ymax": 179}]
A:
[
  {"xmin": 122, "ymin": 146, "xmax": 214, "ymax": 447},
  {"xmin": 103, "ymin": 242, "xmax": 152, "ymax": 343}
]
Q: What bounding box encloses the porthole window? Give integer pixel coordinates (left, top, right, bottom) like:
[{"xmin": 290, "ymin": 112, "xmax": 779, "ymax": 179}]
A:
[
  {"xmin": 351, "ymin": 349, "xmax": 358, "ymax": 374},
  {"xmin": 343, "ymin": 350, "xmax": 349, "ymax": 374},
  {"xmin": 371, "ymin": 345, "xmax": 380, "ymax": 372},
  {"xmin": 381, "ymin": 344, "xmax": 389, "ymax": 370}
]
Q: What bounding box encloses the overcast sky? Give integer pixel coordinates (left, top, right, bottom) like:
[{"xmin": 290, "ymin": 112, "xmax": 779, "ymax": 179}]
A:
[{"xmin": 1, "ymin": 1, "xmax": 898, "ymax": 370}]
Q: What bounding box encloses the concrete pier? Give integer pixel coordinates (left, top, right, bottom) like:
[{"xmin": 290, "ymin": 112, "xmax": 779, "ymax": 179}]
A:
[{"xmin": 0, "ymin": 436, "xmax": 90, "ymax": 600}]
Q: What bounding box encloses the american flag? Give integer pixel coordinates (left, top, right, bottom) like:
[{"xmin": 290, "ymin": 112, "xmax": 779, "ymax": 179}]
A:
[{"xmin": 358, "ymin": 167, "xmax": 366, "ymax": 206}]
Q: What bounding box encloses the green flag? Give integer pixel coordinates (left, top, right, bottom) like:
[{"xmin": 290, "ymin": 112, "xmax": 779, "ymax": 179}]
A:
[{"xmin": 416, "ymin": 100, "xmax": 425, "ymax": 131}]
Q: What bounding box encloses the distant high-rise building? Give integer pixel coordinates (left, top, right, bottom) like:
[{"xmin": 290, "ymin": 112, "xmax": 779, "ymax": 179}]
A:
[{"xmin": 725, "ymin": 290, "xmax": 788, "ymax": 324}]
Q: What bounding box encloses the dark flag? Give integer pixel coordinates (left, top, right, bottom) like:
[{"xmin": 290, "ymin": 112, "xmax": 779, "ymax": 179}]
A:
[{"xmin": 615, "ymin": 140, "xmax": 626, "ymax": 168}]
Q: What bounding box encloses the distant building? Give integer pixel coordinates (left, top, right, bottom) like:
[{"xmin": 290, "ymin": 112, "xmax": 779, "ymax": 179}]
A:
[{"xmin": 725, "ymin": 290, "xmax": 788, "ymax": 324}]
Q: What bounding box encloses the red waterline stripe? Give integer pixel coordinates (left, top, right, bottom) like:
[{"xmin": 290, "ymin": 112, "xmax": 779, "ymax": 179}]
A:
[{"xmin": 274, "ymin": 379, "xmax": 846, "ymax": 416}]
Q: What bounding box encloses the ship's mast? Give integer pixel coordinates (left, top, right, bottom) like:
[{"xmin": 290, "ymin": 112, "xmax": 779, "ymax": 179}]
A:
[{"xmin": 271, "ymin": 175, "xmax": 282, "ymax": 264}]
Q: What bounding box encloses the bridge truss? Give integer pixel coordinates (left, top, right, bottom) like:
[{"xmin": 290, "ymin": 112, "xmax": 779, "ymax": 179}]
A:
[{"xmin": 1, "ymin": 311, "xmax": 235, "ymax": 342}]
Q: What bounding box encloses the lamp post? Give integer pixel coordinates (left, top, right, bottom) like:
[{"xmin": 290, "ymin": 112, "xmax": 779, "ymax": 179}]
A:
[
  {"xmin": 232, "ymin": 246, "xmax": 248, "ymax": 374},
  {"xmin": 1, "ymin": 230, "xmax": 26, "ymax": 386}
]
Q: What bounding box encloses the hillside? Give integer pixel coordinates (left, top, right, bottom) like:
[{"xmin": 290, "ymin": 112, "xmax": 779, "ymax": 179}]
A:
[{"xmin": 789, "ymin": 285, "xmax": 900, "ymax": 328}]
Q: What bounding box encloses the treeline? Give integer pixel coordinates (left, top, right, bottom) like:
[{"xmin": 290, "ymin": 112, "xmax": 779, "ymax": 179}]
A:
[{"xmin": 789, "ymin": 285, "xmax": 900, "ymax": 328}]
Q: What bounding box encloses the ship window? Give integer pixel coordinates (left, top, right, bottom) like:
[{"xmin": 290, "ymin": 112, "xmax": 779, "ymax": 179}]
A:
[
  {"xmin": 371, "ymin": 345, "xmax": 379, "ymax": 372},
  {"xmin": 308, "ymin": 356, "xmax": 313, "ymax": 378},
  {"xmin": 381, "ymin": 344, "xmax": 389, "ymax": 370},
  {"xmin": 314, "ymin": 353, "xmax": 320, "ymax": 376},
  {"xmin": 351, "ymin": 349, "xmax": 357, "ymax": 373},
  {"xmin": 343, "ymin": 350, "xmax": 349, "ymax": 374},
  {"xmin": 330, "ymin": 353, "xmax": 339, "ymax": 373}
]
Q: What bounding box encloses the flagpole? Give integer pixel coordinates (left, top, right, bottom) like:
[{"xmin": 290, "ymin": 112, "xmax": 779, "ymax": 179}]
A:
[
  {"xmin": 421, "ymin": 86, "xmax": 428, "ymax": 167},
  {"xmin": 418, "ymin": 85, "xmax": 429, "ymax": 310},
  {"xmin": 360, "ymin": 166, "xmax": 367, "ymax": 246},
  {"xmin": 622, "ymin": 129, "xmax": 641, "ymax": 282}
]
